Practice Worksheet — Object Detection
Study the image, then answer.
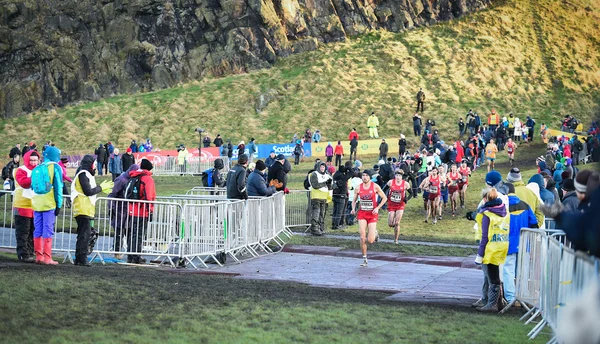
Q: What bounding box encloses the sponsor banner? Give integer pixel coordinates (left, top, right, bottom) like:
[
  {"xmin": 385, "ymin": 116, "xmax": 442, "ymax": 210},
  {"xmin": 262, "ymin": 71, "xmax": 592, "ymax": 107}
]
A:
[
  {"xmin": 545, "ymin": 128, "xmax": 586, "ymax": 143},
  {"xmin": 312, "ymin": 139, "xmax": 398, "ymax": 157},
  {"xmin": 257, "ymin": 143, "xmax": 312, "ymax": 159},
  {"xmin": 62, "ymin": 147, "xmax": 221, "ymax": 169}
]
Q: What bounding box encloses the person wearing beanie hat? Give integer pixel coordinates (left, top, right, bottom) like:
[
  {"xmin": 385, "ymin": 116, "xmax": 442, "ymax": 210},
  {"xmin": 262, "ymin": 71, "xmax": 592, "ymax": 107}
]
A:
[
  {"xmin": 125, "ymin": 158, "xmax": 156, "ymax": 264},
  {"xmin": 398, "ymin": 134, "xmax": 407, "ymax": 157},
  {"xmin": 267, "ymin": 154, "xmax": 287, "ymax": 192},
  {"xmin": 506, "ymin": 167, "xmax": 522, "ymax": 183},
  {"xmin": 227, "ymin": 154, "xmax": 249, "ymax": 200},
  {"xmin": 560, "ymin": 179, "xmax": 579, "ymax": 212},
  {"xmin": 507, "ymin": 167, "xmax": 544, "ymax": 225},
  {"xmin": 247, "ymin": 160, "xmax": 275, "ymax": 197},
  {"xmin": 31, "ymin": 146, "xmax": 64, "ymax": 265},
  {"xmin": 351, "ymin": 168, "xmax": 387, "ymax": 266},
  {"xmin": 122, "ymin": 147, "xmax": 134, "ymax": 172}
]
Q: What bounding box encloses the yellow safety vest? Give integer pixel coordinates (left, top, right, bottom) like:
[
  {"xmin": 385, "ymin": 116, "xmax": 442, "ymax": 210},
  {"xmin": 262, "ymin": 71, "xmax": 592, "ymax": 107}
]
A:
[
  {"xmin": 72, "ymin": 170, "xmax": 97, "ymax": 218},
  {"xmin": 476, "ymin": 211, "xmax": 509, "ymax": 265},
  {"xmin": 13, "ymin": 166, "xmax": 34, "ymax": 210},
  {"xmin": 31, "ymin": 163, "xmax": 58, "ymax": 212}
]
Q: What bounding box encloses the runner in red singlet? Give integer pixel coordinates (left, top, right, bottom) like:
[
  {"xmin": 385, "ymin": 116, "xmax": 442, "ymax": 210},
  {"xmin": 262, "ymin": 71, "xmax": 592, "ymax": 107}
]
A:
[
  {"xmin": 447, "ymin": 164, "xmax": 461, "ymax": 216},
  {"xmin": 506, "ymin": 138, "xmax": 517, "ymax": 166},
  {"xmin": 386, "ymin": 170, "xmax": 413, "ymax": 244},
  {"xmin": 458, "ymin": 160, "xmax": 471, "ymax": 208},
  {"xmin": 420, "ymin": 168, "xmax": 441, "ymax": 224},
  {"xmin": 351, "ymin": 170, "xmax": 387, "ymax": 267}
]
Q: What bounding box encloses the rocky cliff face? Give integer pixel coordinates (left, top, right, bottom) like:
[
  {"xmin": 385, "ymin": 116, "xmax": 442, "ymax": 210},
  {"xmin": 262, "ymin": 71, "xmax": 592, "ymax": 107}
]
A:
[{"xmin": 0, "ymin": 0, "xmax": 492, "ymax": 118}]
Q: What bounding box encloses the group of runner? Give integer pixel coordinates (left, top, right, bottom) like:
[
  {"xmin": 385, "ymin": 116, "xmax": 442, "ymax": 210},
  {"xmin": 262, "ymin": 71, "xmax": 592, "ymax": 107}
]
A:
[{"xmin": 419, "ymin": 160, "xmax": 471, "ymax": 224}]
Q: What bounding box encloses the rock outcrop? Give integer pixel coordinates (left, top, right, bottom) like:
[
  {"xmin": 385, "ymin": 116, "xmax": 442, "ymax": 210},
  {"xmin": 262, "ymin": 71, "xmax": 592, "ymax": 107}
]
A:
[{"xmin": 0, "ymin": 0, "xmax": 493, "ymax": 118}]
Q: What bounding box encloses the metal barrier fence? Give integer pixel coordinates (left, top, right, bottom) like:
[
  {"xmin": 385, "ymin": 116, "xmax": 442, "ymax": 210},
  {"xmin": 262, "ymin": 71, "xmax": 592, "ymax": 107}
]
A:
[
  {"xmin": 0, "ymin": 189, "xmax": 291, "ymax": 269},
  {"xmin": 185, "ymin": 187, "xmax": 227, "ymax": 197},
  {"xmin": 152, "ymin": 156, "xmax": 230, "ymax": 176},
  {"xmin": 284, "ymin": 190, "xmax": 310, "ymax": 231},
  {"xmin": 511, "ymin": 228, "xmax": 600, "ymax": 342}
]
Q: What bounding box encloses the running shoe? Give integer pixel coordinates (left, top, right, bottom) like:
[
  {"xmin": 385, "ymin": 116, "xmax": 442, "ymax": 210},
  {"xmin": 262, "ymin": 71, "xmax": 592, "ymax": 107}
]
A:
[
  {"xmin": 433, "ymin": 219, "xmax": 437, "ymax": 224},
  {"xmin": 360, "ymin": 259, "xmax": 368, "ymax": 267},
  {"xmin": 375, "ymin": 232, "xmax": 379, "ymax": 243},
  {"xmin": 394, "ymin": 240, "xmax": 399, "ymax": 245},
  {"xmin": 452, "ymin": 212, "xmax": 456, "ymax": 217},
  {"xmin": 424, "ymin": 219, "xmax": 428, "ymax": 223}
]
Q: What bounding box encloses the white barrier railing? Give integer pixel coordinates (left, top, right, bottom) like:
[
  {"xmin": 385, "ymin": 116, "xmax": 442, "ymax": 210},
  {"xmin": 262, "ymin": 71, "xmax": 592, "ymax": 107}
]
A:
[
  {"xmin": 284, "ymin": 190, "xmax": 310, "ymax": 231},
  {"xmin": 151, "ymin": 156, "xmax": 230, "ymax": 176},
  {"xmin": 185, "ymin": 187, "xmax": 227, "ymax": 197},
  {"xmin": 0, "ymin": 189, "xmax": 292, "ymax": 269},
  {"xmin": 512, "ymin": 228, "xmax": 600, "ymax": 342}
]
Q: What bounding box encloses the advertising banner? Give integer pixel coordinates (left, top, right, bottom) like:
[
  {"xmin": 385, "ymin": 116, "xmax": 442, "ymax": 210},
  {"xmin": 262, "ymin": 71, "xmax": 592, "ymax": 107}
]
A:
[{"xmin": 257, "ymin": 143, "xmax": 312, "ymax": 159}]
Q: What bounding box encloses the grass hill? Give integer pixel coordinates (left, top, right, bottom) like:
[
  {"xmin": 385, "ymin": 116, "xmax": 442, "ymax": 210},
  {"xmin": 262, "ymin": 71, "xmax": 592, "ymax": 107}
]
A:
[{"xmin": 1, "ymin": 0, "xmax": 599, "ymax": 155}]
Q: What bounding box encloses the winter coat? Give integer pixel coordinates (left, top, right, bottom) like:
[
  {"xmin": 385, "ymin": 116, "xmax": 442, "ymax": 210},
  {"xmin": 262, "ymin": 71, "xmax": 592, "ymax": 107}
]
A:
[
  {"xmin": 267, "ymin": 161, "xmax": 286, "ymax": 191},
  {"xmin": 513, "ymin": 180, "xmax": 544, "ymax": 226},
  {"xmin": 121, "ymin": 153, "xmax": 134, "ymax": 172},
  {"xmin": 13, "ymin": 150, "xmax": 38, "ymax": 217},
  {"xmin": 95, "ymin": 146, "xmax": 108, "ymax": 164},
  {"xmin": 325, "ymin": 145, "xmax": 334, "ymax": 157},
  {"xmin": 334, "ymin": 145, "xmax": 344, "ymax": 156},
  {"xmin": 31, "ymin": 147, "xmax": 63, "ymax": 212},
  {"xmin": 213, "ymin": 137, "xmax": 223, "ymax": 147},
  {"xmin": 379, "ymin": 143, "xmax": 389, "ymax": 156},
  {"xmin": 476, "ymin": 199, "xmax": 509, "ymax": 265},
  {"xmin": 109, "ymin": 154, "xmax": 123, "ymax": 175},
  {"xmin": 72, "ymin": 155, "xmax": 103, "ymax": 218},
  {"xmin": 561, "ymin": 191, "xmax": 580, "ymax": 213},
  {"xmin": 247, "ymin": 170, "xmax": 275, "ymax": 197},
  {"xmin": 398, "ymin": 139, "xmax": 407, "ymax": 153},
  {"xmin": 178, "ymin": 148, "xmax": 188, "ymax": 165},
  {"xmin": 226, "ymin": 164, "xmax": 248, "ymax": 200},
  {"xmin": 507, "ymin": 195, "xmax": 538, "ymax": 254}
]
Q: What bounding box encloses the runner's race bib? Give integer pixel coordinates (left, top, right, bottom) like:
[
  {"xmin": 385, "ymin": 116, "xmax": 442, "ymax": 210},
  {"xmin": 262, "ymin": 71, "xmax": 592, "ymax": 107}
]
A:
[
  {"xmin": 508, "ymin": 147, "xmax": 513, "ymax": 154},
  {"xmin": 361, "ymin": 200, "xmax": 374, "ymax": 211},
  {"xmin": 429, "ymin": 186, "xmax": 439, "ymax": 194},
  {"xmin": 461, "ymin": 176, "xmax": 468, "ymax": 183},
  {"xmin": 390, "ymin": 191, "xmax": 402, "ymax": 203}
]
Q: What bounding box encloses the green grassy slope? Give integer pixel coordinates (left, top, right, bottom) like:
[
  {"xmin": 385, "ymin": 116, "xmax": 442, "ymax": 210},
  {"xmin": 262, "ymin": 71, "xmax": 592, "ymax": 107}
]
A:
[{"xmin": 1, "ymin": 0, "xmax": 599, "ymax": 155}]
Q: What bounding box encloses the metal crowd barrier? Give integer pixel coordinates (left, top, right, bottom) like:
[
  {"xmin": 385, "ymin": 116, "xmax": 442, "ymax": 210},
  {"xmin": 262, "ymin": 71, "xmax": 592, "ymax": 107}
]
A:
[
  {"xmin": 151, "ymin": 156, "xmax": 230, "ymax": 176},
  {"xmin": 0, "ymin": 189, "xmax": 291, "ymax": 269},
  {"xmin": 284, "ymin": 190, "xmax": 311, "ymax": 232},
  {"xmin": 185, "ymin": 187, "xmax": 227, "ymax": 197},
  {"xmin": 511, "ymin": 228, "xmax": 600, "ymax": 342}
]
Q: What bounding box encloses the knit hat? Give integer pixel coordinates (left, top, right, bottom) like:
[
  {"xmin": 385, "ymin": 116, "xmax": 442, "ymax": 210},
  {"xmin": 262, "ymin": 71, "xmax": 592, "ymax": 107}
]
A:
[
  {"xmin": 536, "ymin": 156, "xmax": 546, "ymax": 163},
  {"xmin": 126, "ymin": 148, "xmax": 132, "ymax": 153},
  {"xmin": 575, "ymin": 170, "xmax": 592, "ymax": 193},
  {"xmin": 486, "ymin": 171, "xmax": 502, "ymax": 186},
  {"xmin": 400, "ymin": 134, "xmax": 405, "ymax": 139},
  {"xmin": 506, "ymin": 168, "xmax": 522, "ymax": 182},
  {"xmin": 238, "ymin": 154, "xmax": 249, "ymax": 165},
  {"xmin": 328, "ymin": 166, "xmax": 336, "ymax": 174},
  {"xmin": 140, "ymin": 159, "xmax": 153, "ymax": 171},
  {"xmin": 255, "ymin": 160, "xmax": 266, "ymax": 171},
  {"xmin": 373, "ymin": 164, "xmax": 380, "ymax": 171},
  {"xmin": 561, "ymin": 171, "xmax": 571, "ymax": 180},
  {"xmin": 276, "ymin": 154, "xmax": 285, "ymax": 161},
  {"xmin": 562, "ymin": 179, "xmax": 575, "ymax": 192}
]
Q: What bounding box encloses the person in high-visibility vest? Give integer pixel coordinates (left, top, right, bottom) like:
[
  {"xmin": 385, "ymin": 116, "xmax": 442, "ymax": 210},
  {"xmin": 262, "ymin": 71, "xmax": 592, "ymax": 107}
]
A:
[
  {"xmin": 71, "ymin": 155, "xmax": 113, "ymax": 266},
  {"xmin": 367, "ymin": 112, "xmax": 379, "ymax": 138},
  {"xmin": 13, "ymin": 150, "xmax": 40, "ymax": 262},
  {"xmin": 488, "ymin": 109, "xmax": 500, "ymax": 131}
]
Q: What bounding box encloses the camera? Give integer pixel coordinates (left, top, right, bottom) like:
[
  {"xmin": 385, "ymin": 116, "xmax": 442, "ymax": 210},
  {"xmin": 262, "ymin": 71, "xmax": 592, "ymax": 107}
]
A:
[{"xmin": 194, "ymin": 128, "xmax": 205, "ymax": 133}]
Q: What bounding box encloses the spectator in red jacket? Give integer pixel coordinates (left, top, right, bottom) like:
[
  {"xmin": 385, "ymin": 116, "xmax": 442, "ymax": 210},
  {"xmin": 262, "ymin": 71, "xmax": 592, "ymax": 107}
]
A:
[
  {"xmin": 127, "ymin": 159, "xmax": 156, "ymax": 264},
  {"xmin": 13, "ymin": 150, "xmax": 40, "ymax": 262},
  {"xmin": 334, "ymin": 141, "xmax": 344, "ymax": 168},
  {"xmin": 348, "ymin": 128, "xmax": 359, "ymax": 141}
]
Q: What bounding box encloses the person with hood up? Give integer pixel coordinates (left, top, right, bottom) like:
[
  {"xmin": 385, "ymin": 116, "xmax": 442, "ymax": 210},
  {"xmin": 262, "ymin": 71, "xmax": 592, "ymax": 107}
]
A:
[
  {"xmin": 127, "ymin": 159, "xmax": 156, "ymax": 264},
  {"xmin": 544, "ymin": 175, "xmax": 560, "ymax": 202},
  {"xmin": 331, "ymin": 165, "xmax": 351, "ymax": 230},
  {"xmin": 2, "ymin": 153, "xmax": 20, "ymax": 192},
  {"xmin": 474, "ymin": 188, "xmax": 509, "ymax": 312},
  {"xmin": 325, "ymin": 143, "xmax": 334, "ymax": 163},
  {"xmin": 108, "ymin": 148, "xmax": 123, "ymax": 181},
  {"xmin": 247, "ymin": 160, "xmax": 275, "ymax": 197},
  {"xmin": 563, "ymin": 143, "xmax": 572, "ymax": 159},
  {"xmin": 378, "ymin": 139, "xmax": 389, "ymax": 162},
  {"xmin": 528, "ymin": 174, "xmax": 555, "ymax": 205},
  {"xmin": 553, "ymin": 162, "xmax": 564, "ymax": 184},
  {"xmin": 108, "ymin": 164, "xmax": 139, "ymax": 259},
  {"xmin": 31, "ymin": 146, "xmax": 64, "ymax": 265},
  {"xmin": 398, "ymin": 135, "xmax": 407, "ymax": 156},
  {"xmin": 129, "ymin": 140, "xmax": 138, "ymax": 153},
  {"xmin": 211, "ymin": 158, "xmax": 226, "ymax": 188},
  {"xmin": 12, "ymin": 150, "xmax": 40, "ymax": 262},
  {"xmin": 71, "ymin": 155, "xmax": 114, "ymax": 266},
  {"xmin": 308, "ymin": 162, "xmax": 333, "ymax": 236}
]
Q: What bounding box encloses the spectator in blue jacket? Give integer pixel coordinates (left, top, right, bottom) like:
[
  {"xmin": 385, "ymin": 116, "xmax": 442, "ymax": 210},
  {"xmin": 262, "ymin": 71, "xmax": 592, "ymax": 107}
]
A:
[
  {"xmin": 312, "ymin": 130, "xmax": 322, "ymax": 143},
  {"xmin": 503, "ymin": 183, "xmax": 539, "ymax": 304},
  {"xmin": 247, "ymin": 160, "xmax": 276, "ymax": 197},
  {"xmin": 265, "ymin": 151, "xmax": 276, "ymax": 168},
  {"xmin": 108, "ymin": 148, "xmax": 123, "ymax": 182}
]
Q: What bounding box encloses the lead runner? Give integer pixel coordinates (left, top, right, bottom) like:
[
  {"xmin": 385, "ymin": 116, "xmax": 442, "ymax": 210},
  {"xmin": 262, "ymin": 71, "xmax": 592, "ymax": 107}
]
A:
[{"xmin": 351, "ymin": 170, "xmax": 388, "ymax": 267}]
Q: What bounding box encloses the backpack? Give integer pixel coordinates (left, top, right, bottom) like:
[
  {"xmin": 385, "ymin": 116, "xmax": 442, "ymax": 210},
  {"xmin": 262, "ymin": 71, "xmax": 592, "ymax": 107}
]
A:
[
  {"xmin": 31, "ymin": 163, "xmax": 54, "ymax": 194},
  {"xmin": 202, "ymin": 168, "xmax": 214, "ymax": 187},
  {"xmin": 1, "ymin": 164, "xmax": 9, "ymax": 180},
  {"xmin": 303, "ymin": 174, "xmax": 311, "ymax": 190},
  {"xmin": 294, "ymin": 145, "xmax": 302, "ymax": 155},
  {"xmin": 124, "ymin": 175, "xmax": 144, "ymax": 200}
]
